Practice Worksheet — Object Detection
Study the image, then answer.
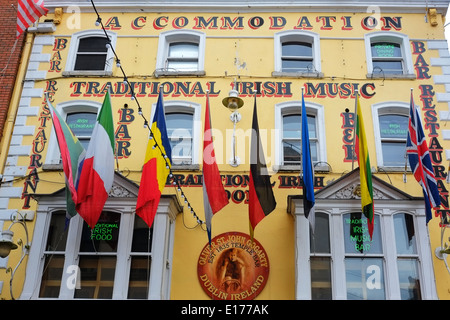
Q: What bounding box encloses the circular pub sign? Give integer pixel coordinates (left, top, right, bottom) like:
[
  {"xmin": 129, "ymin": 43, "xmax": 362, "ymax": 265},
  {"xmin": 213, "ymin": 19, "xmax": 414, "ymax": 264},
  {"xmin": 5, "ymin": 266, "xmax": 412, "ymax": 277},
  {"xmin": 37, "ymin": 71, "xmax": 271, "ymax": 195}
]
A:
[{"xmin": 197, "ymin": 232, "xmax": 269, "ymax": 300}]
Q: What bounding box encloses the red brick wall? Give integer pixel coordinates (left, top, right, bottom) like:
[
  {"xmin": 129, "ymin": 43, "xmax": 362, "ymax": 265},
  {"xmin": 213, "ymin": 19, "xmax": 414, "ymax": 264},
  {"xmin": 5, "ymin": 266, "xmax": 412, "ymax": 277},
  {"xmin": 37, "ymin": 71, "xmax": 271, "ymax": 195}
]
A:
[{"xmin": 0, "ymin": 0, "xmax": 26, "ymax": 143}]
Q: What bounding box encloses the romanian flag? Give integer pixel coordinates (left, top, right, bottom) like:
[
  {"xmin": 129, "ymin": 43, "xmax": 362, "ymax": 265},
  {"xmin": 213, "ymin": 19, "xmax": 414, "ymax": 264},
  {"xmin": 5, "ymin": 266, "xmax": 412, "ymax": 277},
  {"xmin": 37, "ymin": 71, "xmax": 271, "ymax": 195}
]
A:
[
  {"xmin": 301, "ymin": 92, "xmax": 315, "ymax": 231},
  {"xmin": 354, "ymin": 94, "xmax": 374, "ymax": 239},
  {"xmin": 47, "ymin": 94, "xmax": 85, "ymax": 220},
  {"xmin": 203, "ymin": 94, "xmax": 229, "ymax": 245},
  {"xmin": 136, "ymin": 91, "xmax": 172, "ymax": 228},
  {"xmin": 76, "ymin": 91, "xmax": 115, "ymax": 228},
  {"xmin": 248, "ymin": 96, "xmax": 276, "ymax": 239},
  {"xmin": 17, "ymin": 0, "xmax": 48, "ymax": 38}
]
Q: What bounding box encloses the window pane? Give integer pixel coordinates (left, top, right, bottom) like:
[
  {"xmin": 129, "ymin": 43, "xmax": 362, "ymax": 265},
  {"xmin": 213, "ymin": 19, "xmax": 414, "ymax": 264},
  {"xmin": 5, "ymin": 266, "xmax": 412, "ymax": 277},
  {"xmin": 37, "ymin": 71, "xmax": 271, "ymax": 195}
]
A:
[
  {"xmin": 283, "ymin": 114, "xmax": 316, "ymax": 139},
  {"xmin": 169, "ymin": 42, "xmax": 198, "ymax": 58},
  {"xmin": 39, "ymin": 255, "xmax": 65, "ymax": 298},
  {"xmin": 372, "ymin": 61, "xmax": 403, "ymax": 74},
  {"xmin": 381, "ymin": 142, "xmax": 406, "ymax": 166},
  {"xmin": 127, "ymin": 256, "xmax": 151, "ymax": 299},
  {"xmin": 45, "ymin": 211, "xmax": 68, "ymax": 251},
  {"xmin": 345, "ymin": 258, "xmax": 385, "ymax": 300},
  {"xmin": 281, "ymin": 59, "xmax": 313, "ymax": 72},
  {"xmin": 78, "ymin": 37, "xmax": 108, "ymax": 53},
  {"xmin": 167, "ymin": 60, "xmax": 198, "ymax": 71},
  {"xmin": 74, "ymin": 54, "xmax": 107, "ymax": 71},
  {"xmin": 283, "ymin": 140, "xmax": 301, "ymax": 164},
  {"xmin": 166, "ymin": 113, "xmax": 193, "ymax": 163},
  {"xmin": 394, "ymin": 214, "xmax": 417, "ymax": 255},
  {"xmin": 397, "ymin": 259, "xmax": 421, "ymax": 300},
  {"xmin": 79, "ymin": 211, "xmax": 121, "ymax": 253},
  {"xmin": 66, "ymin": 112, "xmax": 97, "ymax": 137},
  {"xmin": 379, "ymin": 114, "xmax": 408, "ymax": 139},
  {"xmin": 311, "ymin": 257, "xmax": 332, "ymax": 300},
  {"xmin": 310, "ymin": 212, "xmax": 330, "ymax": 253},
  {"xmin": 343, "ymin": 213, "xmax": 382, "ymax": 254},
  {"xmin": 282, "ymin": 42, "xmax": 312, "ymax": 57},
  {"xmin": 132, "ymin": 214, "xmax": 152, "ymax": 253},
  {"xmin": 371, "ymin": 42, "xmax": 401, "ymax": 58},
  {"xmin": 75, "ymin": 256, "xmax": 116, "ymax": 299}
]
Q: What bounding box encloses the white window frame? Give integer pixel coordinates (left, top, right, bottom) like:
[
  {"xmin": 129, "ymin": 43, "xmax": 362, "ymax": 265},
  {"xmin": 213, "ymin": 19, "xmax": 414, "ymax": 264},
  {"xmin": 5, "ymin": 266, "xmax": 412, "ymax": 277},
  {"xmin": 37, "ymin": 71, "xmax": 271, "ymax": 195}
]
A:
[
  {"xmin": 273, "ymin": 30, "xmax": 322, "ymax": 78},
  {"xmin": 20, "ymin": 179, "xmax": 180, "ymax": 300},
  {"xmin": 372, "ymin": 101, "xmax": 409, "ymax": 170},
  {"xmin": 274, "ymin": 100, "xmax": 327, "ymax": 171},
  {"xmin": 150, "ymin": 100, "xmax": 201, "ymax": 167},
  {"xmin": 44, "ymin": 100, "xmax": 101, "ymax": 166},
  {"xmin": 155, "ymin": 30, "xmax": 206, "ymax": 77},
  {"xmin": 63, "ymin": 29, "xmax": 117, "ymax": 76},
  {"xmin": 364, "ymin": 31, "xmax": 415, "ymax": 79},
  {"xmin": 289, "ymin": 172, "xmax": 437, "ymax": 300}
]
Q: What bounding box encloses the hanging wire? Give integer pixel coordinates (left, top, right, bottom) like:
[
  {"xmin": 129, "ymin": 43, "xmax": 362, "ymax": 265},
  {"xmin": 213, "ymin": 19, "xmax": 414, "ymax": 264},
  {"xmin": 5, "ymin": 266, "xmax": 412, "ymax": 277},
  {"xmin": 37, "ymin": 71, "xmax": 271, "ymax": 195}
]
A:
[{"xmin": 89, "ymin": 0, "xmax": 204, "ymax": 226}]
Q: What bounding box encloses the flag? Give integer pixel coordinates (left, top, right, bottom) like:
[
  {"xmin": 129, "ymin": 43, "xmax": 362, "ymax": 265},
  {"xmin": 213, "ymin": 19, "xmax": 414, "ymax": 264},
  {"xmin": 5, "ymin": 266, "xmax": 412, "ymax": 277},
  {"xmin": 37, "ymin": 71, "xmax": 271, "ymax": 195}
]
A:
[
  {"xmin": 248, "ymin": 95, "xmax": 276, "ymax": 239},
  {"xmin": 406, "ymin": 90, "xmax": 441, "ymax": 223},
  {"xmin": 17, "ymin": 0, "xmax": 48, "ymax": 38},
  {"xmin": 76, "ymin": 91, "xmax": 115, "ymax": 228},
  {"xmin": 301, "ymin": 92, "xmax": 315, "ymax": 231},
  {"xmin": 203, "ymin": 94, "xmax": 229, "ymax": 245},
  {"xmin": 354, "ymin": 94, "xmax": 374, "ymax": 239},
  {"xmin": 47, "ymin": 93, "xmax": 85, "ymax": 220},
  {"xmin": 136, "ymin": 91, "xmax": 172, "ymax": 228}
]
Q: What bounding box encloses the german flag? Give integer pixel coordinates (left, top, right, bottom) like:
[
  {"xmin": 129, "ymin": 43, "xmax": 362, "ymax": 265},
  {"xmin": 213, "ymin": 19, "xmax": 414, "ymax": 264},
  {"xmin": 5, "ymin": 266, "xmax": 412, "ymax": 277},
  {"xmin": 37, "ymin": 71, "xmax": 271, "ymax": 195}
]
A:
[{"xmin": 248, "ymin": 96, "xmax": 276, "ymax": 239}]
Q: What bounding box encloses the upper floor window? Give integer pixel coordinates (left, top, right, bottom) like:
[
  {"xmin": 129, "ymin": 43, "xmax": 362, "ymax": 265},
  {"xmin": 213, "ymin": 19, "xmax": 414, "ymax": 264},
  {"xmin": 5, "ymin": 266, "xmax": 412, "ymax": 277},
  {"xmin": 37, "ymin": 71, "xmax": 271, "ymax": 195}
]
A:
[
  {"xmin": 66, "ymin": 112, "xmax": 97, "ymax": 150},
  {"xmin": 282, "ymin": 114, "xmax": 318, "ymax": 165},
  {"xmin": 364, "ymin": 32, "xmax": 414, "ymax": 79},
  {"xmin": 150, "ymin": 100, "xmax": 201, "ymax": 167},
  {"xmin": 155, "ymin": 30, "xmax": 206, "ymax": 77},
  {"xmin": 372, "ymin": 102, "xmax": 409, "ymax": 169},
  {"xmin": 167, "ymin": 42, "xmax": 199, "ymax": 71},
  {"xmin": 274, "ymin": 101, "xmax": 326, "ymax": 170},
  {"xmin": 45, "ymin": 101, "xmax": 101, "ymax": 166},
  {"xmin": 63, "ymin": 30, "xmax": 117, "ymax": 76},
  {"xmin": 274, "ymin": 31, "xmax": 322, "ymax": 77}
]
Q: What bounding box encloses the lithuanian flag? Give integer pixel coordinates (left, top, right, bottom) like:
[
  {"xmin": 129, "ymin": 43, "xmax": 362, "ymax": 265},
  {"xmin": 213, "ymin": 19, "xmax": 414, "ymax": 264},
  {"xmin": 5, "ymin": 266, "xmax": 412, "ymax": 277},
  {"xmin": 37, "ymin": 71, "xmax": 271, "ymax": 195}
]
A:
[
  {"xmin": 355, "ymin": 94, "xmax": 374, "ymax": 239},
  {"xmin": 136, "ymin": 90, "xmax": 172, "ymax": 228}
]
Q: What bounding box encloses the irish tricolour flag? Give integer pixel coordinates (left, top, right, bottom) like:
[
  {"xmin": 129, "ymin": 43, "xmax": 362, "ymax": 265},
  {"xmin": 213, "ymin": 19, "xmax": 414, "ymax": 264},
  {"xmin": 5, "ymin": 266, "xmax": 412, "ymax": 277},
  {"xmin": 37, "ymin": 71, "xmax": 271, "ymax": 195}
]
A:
[{"xmin": 76, "ymin": 91, "xmax": 115, "ymax": 228}]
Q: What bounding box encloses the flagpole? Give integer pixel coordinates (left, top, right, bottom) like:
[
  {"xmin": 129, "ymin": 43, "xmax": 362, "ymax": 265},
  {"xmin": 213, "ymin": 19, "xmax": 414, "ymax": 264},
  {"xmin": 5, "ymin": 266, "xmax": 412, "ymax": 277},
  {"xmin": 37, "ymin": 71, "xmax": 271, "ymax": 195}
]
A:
[
  {"xmin": 352, "ymin": 90, "xmax": 359, "ymax": 171},
  {"xmin": 403, "ymin": 88, "xmax": 413, "ymax": 183},
  {"xmin": 300, "ymin": 88, "xmax": 304, "ymax": 180}
]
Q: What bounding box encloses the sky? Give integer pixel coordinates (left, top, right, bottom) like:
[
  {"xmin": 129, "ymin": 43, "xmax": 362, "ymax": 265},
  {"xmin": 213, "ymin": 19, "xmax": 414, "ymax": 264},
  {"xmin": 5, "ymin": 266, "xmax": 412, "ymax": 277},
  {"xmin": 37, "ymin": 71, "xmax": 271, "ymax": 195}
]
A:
[{"xmin": 446, "ymin": 5, "xmax": 450, "ymax": 48}]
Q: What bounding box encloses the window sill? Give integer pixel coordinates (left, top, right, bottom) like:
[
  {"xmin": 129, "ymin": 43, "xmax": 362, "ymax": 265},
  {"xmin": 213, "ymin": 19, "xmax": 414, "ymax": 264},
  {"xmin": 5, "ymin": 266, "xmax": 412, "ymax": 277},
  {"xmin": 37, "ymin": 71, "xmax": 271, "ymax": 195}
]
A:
[
  {"xmin": 171, "ymin": 164, "xmax": 200, "ymax": 171},
  {"xmin": 378, "ymin": 166, "xmax": 410, "ymax": 173},
  {"xmin": 272, "ymin": 71, "xmax": 324, "ymax": 79},
  {"xmin": 62, "ymin": 71, "xmax": 113, "ymax": 77},
  {"xmin": 366, "ymin": 73, "xmax": 416, "ymax": 80},
  {"xmin": 154, "ymin": 70, "xmax": 206, "ymax": 78},
  {"xmin": 274, "ymin": 164, "xmax": 330, "ymax": 173}
]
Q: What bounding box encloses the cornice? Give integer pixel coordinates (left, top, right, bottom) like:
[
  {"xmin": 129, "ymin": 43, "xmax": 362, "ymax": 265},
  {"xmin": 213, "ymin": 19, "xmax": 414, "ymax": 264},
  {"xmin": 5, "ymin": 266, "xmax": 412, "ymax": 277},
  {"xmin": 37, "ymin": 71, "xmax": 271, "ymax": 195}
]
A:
[{"xmin": 43, "ymin": 0, "xmax": 450, "ymax": 14}]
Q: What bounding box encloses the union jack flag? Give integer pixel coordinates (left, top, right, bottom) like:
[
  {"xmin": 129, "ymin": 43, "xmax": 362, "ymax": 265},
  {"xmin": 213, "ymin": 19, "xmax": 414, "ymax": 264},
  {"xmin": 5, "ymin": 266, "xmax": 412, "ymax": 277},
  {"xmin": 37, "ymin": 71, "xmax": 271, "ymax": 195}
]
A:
[{"xmin": 406, "ymin": 90, "xmax": 441, "ymax": 223}]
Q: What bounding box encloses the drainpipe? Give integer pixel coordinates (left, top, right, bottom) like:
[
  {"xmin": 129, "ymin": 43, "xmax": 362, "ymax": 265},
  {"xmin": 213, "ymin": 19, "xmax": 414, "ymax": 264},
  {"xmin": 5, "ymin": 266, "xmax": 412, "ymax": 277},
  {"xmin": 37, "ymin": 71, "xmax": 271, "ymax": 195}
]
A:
[{"xmin": 0, "ymin": 32, "xmax": 34, "ymax": 177}]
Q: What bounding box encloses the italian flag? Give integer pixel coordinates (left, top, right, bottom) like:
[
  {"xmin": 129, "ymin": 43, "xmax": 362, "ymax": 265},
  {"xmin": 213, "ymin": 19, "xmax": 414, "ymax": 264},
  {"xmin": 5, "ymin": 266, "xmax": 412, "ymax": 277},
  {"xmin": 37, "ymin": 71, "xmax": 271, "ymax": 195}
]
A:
[
  {"xmin": 76, "ymin": 91, "xmax": 115, "ymax": 228},
  {"xmin": 355, "ymin": 94, "xmax": 374, "ymax": 239}
]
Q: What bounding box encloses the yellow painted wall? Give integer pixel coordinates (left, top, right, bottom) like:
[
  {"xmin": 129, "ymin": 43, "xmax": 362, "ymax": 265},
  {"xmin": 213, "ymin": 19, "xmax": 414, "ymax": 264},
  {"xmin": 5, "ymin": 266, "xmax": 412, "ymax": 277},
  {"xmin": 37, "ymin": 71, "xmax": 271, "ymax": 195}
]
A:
[{"xmin": 1, "ymin": 7, "xmax": 450, "ymax": 300}]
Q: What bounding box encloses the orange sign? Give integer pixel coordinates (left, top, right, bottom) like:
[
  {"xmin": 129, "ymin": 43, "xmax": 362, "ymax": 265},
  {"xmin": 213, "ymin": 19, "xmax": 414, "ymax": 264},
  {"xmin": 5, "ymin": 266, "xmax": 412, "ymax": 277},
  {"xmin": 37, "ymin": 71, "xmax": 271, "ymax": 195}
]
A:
[{"xmin": 197, "ymin": 232, "xmax": 269, "ymax": 300}]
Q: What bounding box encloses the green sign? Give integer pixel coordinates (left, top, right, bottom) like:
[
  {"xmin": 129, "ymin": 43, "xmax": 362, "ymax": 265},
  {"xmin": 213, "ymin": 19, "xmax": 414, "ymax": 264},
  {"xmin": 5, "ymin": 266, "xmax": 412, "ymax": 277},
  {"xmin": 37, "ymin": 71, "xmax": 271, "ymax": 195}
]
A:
[{"xmin": 91, "ymin": 223, "xmax": 119, "ymax": 241}]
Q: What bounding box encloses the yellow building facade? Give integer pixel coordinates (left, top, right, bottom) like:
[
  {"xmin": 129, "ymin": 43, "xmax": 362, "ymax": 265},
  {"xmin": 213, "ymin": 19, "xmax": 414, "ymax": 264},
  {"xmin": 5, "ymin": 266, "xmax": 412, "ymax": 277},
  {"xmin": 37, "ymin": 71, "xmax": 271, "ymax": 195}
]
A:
[{"xmin": 1, "ymin": 0, "xmax": 450, "ymax": 301}]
